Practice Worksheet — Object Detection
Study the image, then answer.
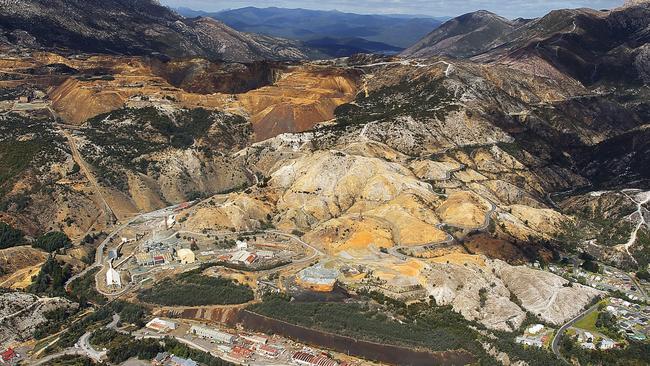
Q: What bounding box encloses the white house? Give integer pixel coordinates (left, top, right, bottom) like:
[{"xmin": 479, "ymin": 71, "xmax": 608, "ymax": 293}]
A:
[{"xmin": 599, "ymin": 339, "xmax": 616, "ymax": 350}]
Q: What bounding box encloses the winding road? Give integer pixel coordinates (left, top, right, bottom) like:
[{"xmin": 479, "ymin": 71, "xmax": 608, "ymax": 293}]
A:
[
  {"xmin": 551, "ymin": 303, "xmax": 599, "ymax": 363},
  {"xmin": 618, "ymin": 190, "xmax": 650, "ymax": 262}
]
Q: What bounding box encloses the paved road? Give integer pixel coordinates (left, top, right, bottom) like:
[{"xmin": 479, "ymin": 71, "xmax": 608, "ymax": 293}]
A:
[
  {"xmin": 30, "ymin": 350, "xmax": 89, "ymax": 366},
  {"xmin": 77, "ymin": 330, "xmax": 106, "ymax": 362},
  {"xmin": 551, "ymin": 303, "xmax": 600, "ymax": 363}
]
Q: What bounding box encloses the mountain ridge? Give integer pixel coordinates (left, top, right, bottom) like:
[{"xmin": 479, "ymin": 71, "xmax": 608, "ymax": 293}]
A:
[{"xmin": 0, "ymin": 0, "xmax": 312, "ymax": 62}]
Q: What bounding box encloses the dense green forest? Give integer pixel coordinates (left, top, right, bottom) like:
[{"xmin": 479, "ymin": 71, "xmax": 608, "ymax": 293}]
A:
[
  {"xmin": 138, "ymin": 268, "xmax": 253, "ymax": 306},
  {"xmin": 68, "ymin": 267, "xmax": 107, "ymax": 306},
  {"xmin": 0, "ymin": 221, "xmax": 24, "ymax": 249},
  {"xmin": 28, "ymin": 255, "xmax": 71, "ymax": 297},
  {"xmin": 32, "ymin": 231, "xmax": 72, "ymax": 253}
]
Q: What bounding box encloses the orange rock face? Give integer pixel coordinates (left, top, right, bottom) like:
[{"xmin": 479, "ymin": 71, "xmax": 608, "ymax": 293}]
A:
[{"xmin": 2, "ymin": 52, "xmax": 360, "ymax": 141}]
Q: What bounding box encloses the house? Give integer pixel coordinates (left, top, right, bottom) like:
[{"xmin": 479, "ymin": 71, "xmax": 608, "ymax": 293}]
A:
[
  {"xmin": 152, "ymin": 352, "xmax": 170, "ymax": 365},
  {"xmin": 189, "ymin": 325, "xmax": 235, "ymax": 343},
  {"xmin": 169, "ymin": 355, "xmax": 197, "ymax": 366},
  {"xmin": 146, "ymin": 318, "xmax": 177, "ymax": 333},
  {"xmin": 580, "ymin": 342, "xmax": 596, "ymax": 350},
  {"xmin": 515, "ymin": 336, "xmax": 543, "ymax": 348},
  {"xmin": 236, "ymin": 240, "xmax": 248, "ymax": 250},
  {"xmin": 599, "ymin": 339, "xmax": 616, "ymax": 350},
  {"xmin": 526, "ymin": 324, "xmax": 544, "ymax": 335},
  {"xmin": 1, "ymin": 348, "xmax": 18, "ymax": 364}
]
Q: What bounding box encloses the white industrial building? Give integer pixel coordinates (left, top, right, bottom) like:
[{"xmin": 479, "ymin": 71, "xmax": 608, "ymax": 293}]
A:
[
  {"xmin": 230, "ymin": 250, "xmax": 257, "ymax": 265},
  {"xmin": 189, "ymin": 325, "xmax": 235, "ymax": 343},
  {"xmin": 105, "ymin": 266, "xmax": 122, "ymax": 288}
]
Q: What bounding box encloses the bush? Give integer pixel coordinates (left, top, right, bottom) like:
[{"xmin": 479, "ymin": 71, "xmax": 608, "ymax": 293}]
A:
[{"xmin": 33, "ymin": 231, "xmax": 72, "ymax": 253}]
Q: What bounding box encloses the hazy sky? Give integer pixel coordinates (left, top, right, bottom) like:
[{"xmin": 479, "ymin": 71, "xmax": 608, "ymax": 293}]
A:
[{"xmin": 160, "ymin": 0, "xmax": 625, "ymax": 18}]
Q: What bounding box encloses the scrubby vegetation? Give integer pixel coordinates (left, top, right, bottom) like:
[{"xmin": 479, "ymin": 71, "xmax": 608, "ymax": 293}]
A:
[
  {"xmin": 110, "ymin": 300, "xmax": 149, "ymax": 327},
  {"xmin": 48, "ymin": 306, "xmax": 115, "ymax": 352},
  {"xmin": 138, "ymin": 268, "xmax": 253, "ymax": 306},
  {"xmin": 0, "ymin": 113, "xmax": 67, "ymax": 209},
  {"xmin": 0, "ymin": 221, "xmax": 24, "ymax": 249},
  {"xmin": 82, "ymin": 106, "xmax": 251, "ymax": 191},
  {"xmin": 33, "ymin": 307, "xmax": 80, "ymax": 340},
  {"xmin": 334, "ymin": 77, "xmax": 458, "ymax": 126}
]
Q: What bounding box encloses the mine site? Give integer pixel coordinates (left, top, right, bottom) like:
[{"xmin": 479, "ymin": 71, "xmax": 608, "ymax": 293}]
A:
[{"xmin": 1, "ymin": 0, "xmax": 650, "ymax": 366}]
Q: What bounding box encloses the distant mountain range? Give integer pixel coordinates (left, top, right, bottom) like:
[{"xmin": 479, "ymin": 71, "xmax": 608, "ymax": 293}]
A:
[
  {"xmin": 402, "ymin": 5, "xmax": 650, "ymax": 85},
  {"xmin": 175, "ymin": 6, "xmax": 447, "ymax": 57}
]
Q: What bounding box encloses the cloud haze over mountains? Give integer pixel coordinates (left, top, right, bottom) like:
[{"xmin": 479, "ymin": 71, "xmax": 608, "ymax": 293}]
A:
[{"xmin": 161, "ymin": 0, "xmax": 624, "ymax": 18}]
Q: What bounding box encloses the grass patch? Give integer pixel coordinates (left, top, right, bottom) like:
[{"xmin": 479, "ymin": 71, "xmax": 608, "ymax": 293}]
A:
[{"xmin": 573, "ymin": 309, "xmax": 599, "ymax": 332}]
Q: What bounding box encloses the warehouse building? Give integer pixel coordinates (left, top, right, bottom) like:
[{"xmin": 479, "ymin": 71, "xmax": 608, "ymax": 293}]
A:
[
  {"xmin": 297, "ymin": 264, "xmax": 338, "ymax": 292},
  {"xmin": 189, "ymin": 325, "xmax": 235, "ymax": 343}
]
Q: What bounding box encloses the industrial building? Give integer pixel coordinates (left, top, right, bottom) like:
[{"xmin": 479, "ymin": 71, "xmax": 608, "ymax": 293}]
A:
[
  {"xmin": 135, "ymin": 249, "xmax": 174, "ymax": 266},
  {"xmin": 291, "ymin": 351, "xmax": 338, "ymax": 366},
  {"xmin": 146, "ymin": 318, "xmax": 177, "ymax": 333},
  {"xmin": 296, "ymin": 264, "xmax": 338, "ymax": 292},
  {"xmin": 189, "ymin": 325, "xmax": 235, "ymax": 343},
  {"xmin": 257, "ymin": 344, "xmax": 281, "ymax": 358},
  {"xmin": 105, "ymin": 266, "xmax": 122, "ymax": 288},
  {"xmin": 177, "ymin": 248, "xmax": 196, "ymax": 264},
  {"xmin": 241, "ymin": 334, "xmax": 268, "ymax": 345},
  {"xmin": 230, "ymin": 250, "xmax": 257, "ymax": 266}
]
